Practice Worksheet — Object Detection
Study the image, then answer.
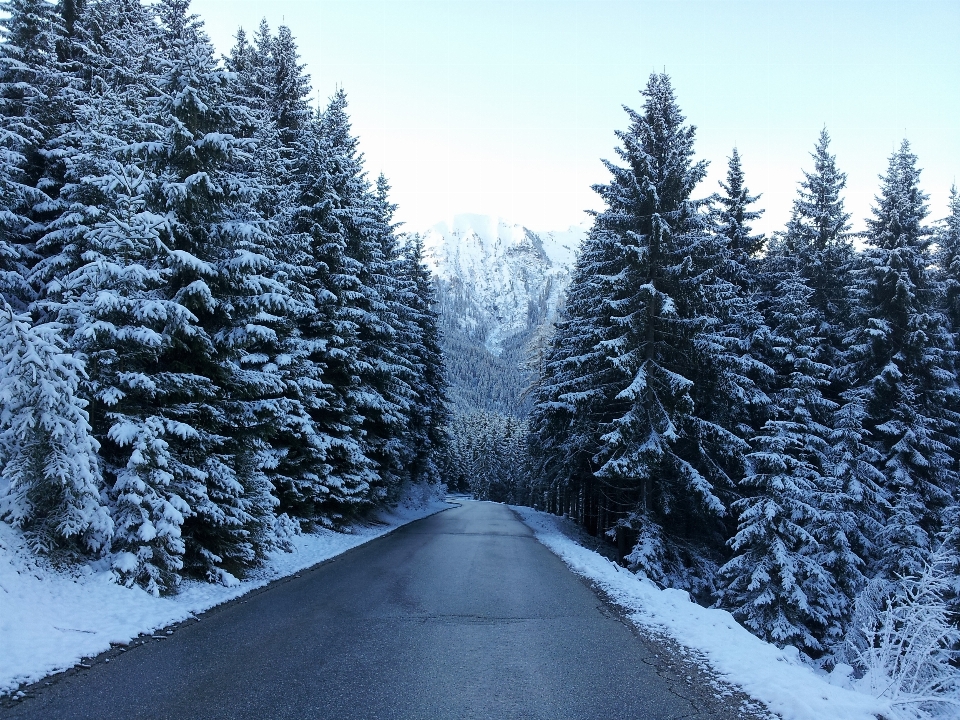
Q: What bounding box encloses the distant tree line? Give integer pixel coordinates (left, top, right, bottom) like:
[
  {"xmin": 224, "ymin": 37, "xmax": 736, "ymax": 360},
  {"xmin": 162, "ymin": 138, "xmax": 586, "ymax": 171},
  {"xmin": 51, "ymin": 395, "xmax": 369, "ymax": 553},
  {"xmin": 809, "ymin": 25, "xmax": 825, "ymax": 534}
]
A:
[
  {"xmin": 525, "ymin": 73, "xmax": 960, "ymax": 671},
  {"xmin": 0, "ymin": 0, "xmax": 446, "ymax": 595}
]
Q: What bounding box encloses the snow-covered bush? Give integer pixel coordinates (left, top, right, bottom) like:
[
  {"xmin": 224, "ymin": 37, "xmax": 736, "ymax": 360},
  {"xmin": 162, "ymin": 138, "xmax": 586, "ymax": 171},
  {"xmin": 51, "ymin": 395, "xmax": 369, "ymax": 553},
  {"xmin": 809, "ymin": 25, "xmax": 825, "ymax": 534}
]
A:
[
  {"xmin": 850, "ymin": 547, "xmax": 960, "ymax": 719},
  {"xmin": 270, "ymin": 512, "xmax": 302, "ymax": 553},
  {"xmin": 0, "ymin": 305, "xmax": 113, "ymax": 556}
]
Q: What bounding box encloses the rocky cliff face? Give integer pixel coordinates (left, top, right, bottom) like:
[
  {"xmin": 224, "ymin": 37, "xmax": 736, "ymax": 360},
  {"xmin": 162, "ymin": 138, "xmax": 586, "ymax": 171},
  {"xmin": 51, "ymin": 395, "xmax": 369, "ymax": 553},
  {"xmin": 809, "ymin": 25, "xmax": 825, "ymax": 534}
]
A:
[{"xmin": 419, "ymin": 215, "xmax": 585, "ymax": 415}]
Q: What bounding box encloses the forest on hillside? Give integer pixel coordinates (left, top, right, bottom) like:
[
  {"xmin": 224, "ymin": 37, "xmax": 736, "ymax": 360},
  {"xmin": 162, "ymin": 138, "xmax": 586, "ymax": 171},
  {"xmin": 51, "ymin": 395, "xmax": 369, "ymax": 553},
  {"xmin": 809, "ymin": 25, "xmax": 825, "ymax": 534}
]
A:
[{"xmin": 0, "ymin": 0, "xmax": 446, "ymax": 595}]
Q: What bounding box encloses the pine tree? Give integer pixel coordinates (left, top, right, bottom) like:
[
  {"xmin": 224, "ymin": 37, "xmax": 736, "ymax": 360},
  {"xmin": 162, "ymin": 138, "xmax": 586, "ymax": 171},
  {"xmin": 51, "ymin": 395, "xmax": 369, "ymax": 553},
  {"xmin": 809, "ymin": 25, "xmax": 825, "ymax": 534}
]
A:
[
  {"xmin": 719, "ymin": 427, "xmax": 835, "ymax": 652},
  {"xmin": 26, "ymin": 0, "xmax": 207, "ymax": 594},
  {"xmin": 16, "ymin": 0, "xmax": 95, "ymax": 311},
  {"xmin": 366, "ymin": 173, "xmax": 420, "ymax": 491},
  {"xmin": 700, "ymin": 149, "xmax": 773, "ymax": 468},
  {"xmin": 283, "ymin": 107, "xmax": 374, "ymax": 522},
  {"xmin": 937, "ymin": 185, "xmax": 960, "ymax": 340},
  {"xmin": 711, "ymin": 148, "xmax": 765, "ymax": 288},
  {"xmin": 271, "ymin": 25, "xmax": 312, "ymax": 161},
  {"xmin": 530, "ymin": 74, "xmax": 739, "ymax": 590},
  {"xmin": 839, "ymin": 140, "xmax": 958, "ymax": 581},
  {"xmin": 527, "ymin": 228, "xmax": 617, "ymax": 526},
  {"xmin": 58, "ymin": 164, "xmax": 201, "ymax": 595},
  {"xmin": 249, "ymin": 18, "xmax": 275, "ymax": 112},
  {"xmin": 719, "ymin": 268, "xmax": 846, "ymax": 652},
  {"xmin": 0, "ymin": 304, "xmax": 113, "ymax": 556},
  {"xmin": 143, "ymin": 0, "xmax": 279, "ymax": 584},
  {"xmin": 0, "ymin": 0, "xmax": 70, "ymax": 310},
  {"xmin": 776, "ymin": 129, "xmax": 854, "ymax": 378},
  {"xmin": 321, "ymin": 92, "xmax": 413, "ymax": 503},
  {"xmin": 398, "ymin": 232, "xmax": 448, "ymax": 485}
]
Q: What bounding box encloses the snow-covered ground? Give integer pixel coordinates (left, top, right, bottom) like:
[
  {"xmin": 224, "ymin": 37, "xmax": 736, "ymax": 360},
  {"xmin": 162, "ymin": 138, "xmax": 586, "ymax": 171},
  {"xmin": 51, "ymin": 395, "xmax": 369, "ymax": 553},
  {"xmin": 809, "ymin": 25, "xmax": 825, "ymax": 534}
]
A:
[
  {"xmin": 512, "ymin": 505, "xmax": 892, "ymax": 720},
  {"xmin": 0, "ymin": 491, "xmax": 453, "ymax": 696}
]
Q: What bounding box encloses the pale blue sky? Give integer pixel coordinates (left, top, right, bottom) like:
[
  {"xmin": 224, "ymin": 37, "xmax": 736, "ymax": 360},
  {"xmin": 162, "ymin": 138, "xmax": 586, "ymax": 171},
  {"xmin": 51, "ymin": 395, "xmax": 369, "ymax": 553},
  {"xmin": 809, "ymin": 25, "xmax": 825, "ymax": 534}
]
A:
[{"xmin": 193, "ymin": 0, "xmax": 959, "ymax": 235}]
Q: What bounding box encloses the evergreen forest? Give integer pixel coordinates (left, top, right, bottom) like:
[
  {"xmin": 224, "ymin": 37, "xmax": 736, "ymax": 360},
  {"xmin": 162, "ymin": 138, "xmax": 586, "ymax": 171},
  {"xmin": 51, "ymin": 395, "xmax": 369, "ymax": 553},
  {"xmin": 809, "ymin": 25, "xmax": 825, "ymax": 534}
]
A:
[
  {"xmin": 2, "ymin": 0, "xmax": 959, "ymax": 696},
  {"xmin": 525, "ymin": 73, "xmax": 960, "ymax": 669},
  {"xmin": 0, "ymin": 0, "xmax": 446, "ymax": 595}
]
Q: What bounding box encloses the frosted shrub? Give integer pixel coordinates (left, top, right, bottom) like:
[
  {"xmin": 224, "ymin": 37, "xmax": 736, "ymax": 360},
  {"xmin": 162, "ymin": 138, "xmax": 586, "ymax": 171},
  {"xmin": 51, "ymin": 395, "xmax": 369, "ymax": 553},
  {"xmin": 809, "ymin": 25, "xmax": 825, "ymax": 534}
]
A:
[
  {"xmin": 271, "ymin": 512, "xmax": 302, "ymax": 553},
  {"xmin": 852, "ymin": 547, "xmax": 960, "ymax": 719}
]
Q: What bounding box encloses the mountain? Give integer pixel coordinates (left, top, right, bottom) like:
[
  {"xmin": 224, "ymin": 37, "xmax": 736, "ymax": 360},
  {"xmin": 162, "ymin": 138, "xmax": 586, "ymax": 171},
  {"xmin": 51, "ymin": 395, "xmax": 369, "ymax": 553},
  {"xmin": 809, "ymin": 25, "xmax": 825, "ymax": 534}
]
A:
[{"xmin": 419, "ymin": 215, "xmax": 586, "ymax": 416}]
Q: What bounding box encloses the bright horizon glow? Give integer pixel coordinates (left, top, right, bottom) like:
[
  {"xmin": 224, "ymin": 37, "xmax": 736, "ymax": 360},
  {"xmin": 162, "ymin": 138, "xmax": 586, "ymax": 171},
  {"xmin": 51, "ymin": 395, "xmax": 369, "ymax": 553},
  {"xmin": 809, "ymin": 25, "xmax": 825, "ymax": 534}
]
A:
[{"xmin": 192, "ymin": 0, "xmax": 959, "ymax": 237}]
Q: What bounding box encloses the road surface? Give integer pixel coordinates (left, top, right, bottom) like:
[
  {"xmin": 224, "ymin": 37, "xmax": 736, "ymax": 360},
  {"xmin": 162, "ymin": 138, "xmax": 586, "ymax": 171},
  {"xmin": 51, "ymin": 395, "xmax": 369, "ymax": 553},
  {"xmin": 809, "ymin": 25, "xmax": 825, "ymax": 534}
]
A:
[{"xmin": 3, "ymin": 501, "xmax": 751, "ymax": 719}]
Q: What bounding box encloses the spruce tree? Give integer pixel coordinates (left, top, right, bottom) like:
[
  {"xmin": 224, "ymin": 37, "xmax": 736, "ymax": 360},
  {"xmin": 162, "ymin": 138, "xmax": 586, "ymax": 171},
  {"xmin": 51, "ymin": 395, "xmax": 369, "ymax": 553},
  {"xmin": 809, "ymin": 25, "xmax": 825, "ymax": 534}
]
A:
[
  {"xmin": 398, "ymin": 232, "xmax": 448, "ymax": 485},
  {"xmin": 527, "ymin": 229, "xmax": 623, "ymax": 530},
  {"xmin": 937, "ymin": 185, "xmax": 960, "ymax": 340},
  {"xmin": 700, "ymin": 149, "xmax": 773, "ymax": 467},
  {"xmin": 718, "ymin": 267, "xmax": 845, "ymax": 653},
  {"xmin": 839, "ymin": 141, "xmax": 958, "ymax": 581},
  {"xmin": 711, "ymin": 148, "xmax": 765, "ymax": 287},
  {"xmin": 531, "ymin": 74, "xmax": 741, "ymax": 590},
  {"xmin": 144, "ymin": 0, "xmax": 279, "ymax": 584},
  {"xmin": 0, "ymin": 0, "xmax": 69, "ymax": 309},
  {"xmin": 284, "ymin": 107, "xmax": 374, "ymax": 522},
  {"xmin": 776, "ymin": 129, "xmax": 854, "ymax": 378},
  {"xmin": 0, "ymin": 305, "xmax": 112, "ymax": 557},
  {"xmin": 321, "ymin": 92, "xmax": 414, "ymax": 503}
]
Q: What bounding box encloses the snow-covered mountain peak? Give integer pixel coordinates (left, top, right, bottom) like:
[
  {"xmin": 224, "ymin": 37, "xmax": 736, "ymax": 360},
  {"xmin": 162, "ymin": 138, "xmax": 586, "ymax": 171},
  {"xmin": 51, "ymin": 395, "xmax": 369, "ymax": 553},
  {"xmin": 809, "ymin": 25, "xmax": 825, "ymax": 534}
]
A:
[{"xmin": 421, "ymin": 214, "xmax": 586, "ymax": 356}]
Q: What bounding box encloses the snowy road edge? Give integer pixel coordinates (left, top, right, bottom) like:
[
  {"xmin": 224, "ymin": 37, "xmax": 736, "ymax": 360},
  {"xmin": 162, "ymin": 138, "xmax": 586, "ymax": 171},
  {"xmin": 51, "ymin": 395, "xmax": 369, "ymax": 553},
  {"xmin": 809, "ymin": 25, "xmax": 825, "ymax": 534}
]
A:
[
  {"xmin": 510, "ymin": 505, "xmax": 891, "ymax": 720},
  {"xmin": 0, "ymin": 498, "xmax": 455, "ymax": 696}
]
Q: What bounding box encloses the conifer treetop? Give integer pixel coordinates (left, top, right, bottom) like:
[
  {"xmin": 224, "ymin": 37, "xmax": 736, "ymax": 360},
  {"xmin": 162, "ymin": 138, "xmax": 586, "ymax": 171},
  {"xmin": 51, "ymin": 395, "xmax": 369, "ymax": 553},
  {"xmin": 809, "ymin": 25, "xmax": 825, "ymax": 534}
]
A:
[
  {"xmin": 866, "ymin": 139, "xmax": 930, "ymax": 252},
  {"xmin": 787, "ymin": 128, "xmax": 851, "ymax": 251},
  {"xmin": 594, "ymin": 72, "xmax": 708, "ymax": 230},
  {"xmin": 714, "ymin": 147, "xmax": 765, "ymax": 258}
]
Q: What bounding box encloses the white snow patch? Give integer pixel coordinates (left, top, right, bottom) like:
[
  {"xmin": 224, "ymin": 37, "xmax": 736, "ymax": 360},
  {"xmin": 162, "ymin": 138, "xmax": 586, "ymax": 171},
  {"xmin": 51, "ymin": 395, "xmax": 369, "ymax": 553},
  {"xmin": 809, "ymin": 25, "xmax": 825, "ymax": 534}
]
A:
[
  {"xmin": 0, "ymin": 493, "xmax": 453, "ymax": 695},
  {"xmin": 511, "ymin": 505, "xmax": 891, "ymax": 720}
]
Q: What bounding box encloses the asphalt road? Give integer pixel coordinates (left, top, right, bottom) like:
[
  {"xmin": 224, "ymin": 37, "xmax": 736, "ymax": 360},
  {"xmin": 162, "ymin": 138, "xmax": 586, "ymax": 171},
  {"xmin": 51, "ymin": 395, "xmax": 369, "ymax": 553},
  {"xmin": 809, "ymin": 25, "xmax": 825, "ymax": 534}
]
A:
[{"xmin": 3, "ymin": 501, "xmax": 738, "ymax": 719}]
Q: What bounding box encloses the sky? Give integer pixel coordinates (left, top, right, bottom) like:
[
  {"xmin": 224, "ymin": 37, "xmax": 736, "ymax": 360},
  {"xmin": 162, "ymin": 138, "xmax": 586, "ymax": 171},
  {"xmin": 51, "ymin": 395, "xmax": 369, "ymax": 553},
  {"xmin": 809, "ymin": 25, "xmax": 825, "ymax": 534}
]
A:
[{"xmin": 192, "ymin": 0, "xmax": 959, "ymax": 236}]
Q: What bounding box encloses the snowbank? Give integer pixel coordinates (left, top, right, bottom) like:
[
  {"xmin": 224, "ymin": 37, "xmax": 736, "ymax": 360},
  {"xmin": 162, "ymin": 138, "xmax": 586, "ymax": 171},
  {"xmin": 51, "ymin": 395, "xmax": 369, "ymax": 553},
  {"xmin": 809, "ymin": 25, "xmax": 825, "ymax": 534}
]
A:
[
  {"xmin": 0, "ymin": 492, "xmax": 452, "ymax": 695},
  {"xmin": 512, "ymin": 505, "xmax": 891, "ymax": 720}
]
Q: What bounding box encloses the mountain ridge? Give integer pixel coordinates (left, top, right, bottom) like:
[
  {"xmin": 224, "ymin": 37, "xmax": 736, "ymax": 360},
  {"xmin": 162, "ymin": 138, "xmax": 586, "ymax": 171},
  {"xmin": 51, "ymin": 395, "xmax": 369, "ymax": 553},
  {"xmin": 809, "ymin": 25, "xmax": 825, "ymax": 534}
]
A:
[
  {"xmin": 421, "ymin": 215, "xmax": 585, "ymax": 358},
  {"xmin": 417, "ymin": 214, "xmax": 586, "ymax": 417}
]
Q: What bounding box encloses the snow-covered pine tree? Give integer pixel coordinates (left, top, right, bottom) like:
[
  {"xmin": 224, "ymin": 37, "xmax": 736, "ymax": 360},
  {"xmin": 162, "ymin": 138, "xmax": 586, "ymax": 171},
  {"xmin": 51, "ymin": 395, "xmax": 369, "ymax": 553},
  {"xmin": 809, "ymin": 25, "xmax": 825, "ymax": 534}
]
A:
[
  {"xmin": 55, "ymin": 0, "xmax": 83, "ymax": 63},
  {"xmin": 363, "ymin": 174, "xmax": 422, "ymax": 488},
  {"xmin": 271, "ymin": 25, "xmax": 311, "ymax": 164},
  {"xmin": 531, "ymin": 74, "xmax": 739, "ymax": 590},
  {"xmin": 698, "ymin": 149, "xmax": 773, "ymax": 476},
  {"xmin": 223, "ymin": 27, "xmax": 258, "ymax": 111},
  {"xmin": 283, "ymin": 105, "xmax": 375, "ymax": 523},
  {"xmin": 15, "ymin": 0, "xmax": 99, "ymax": 313},
  {"xmin": 710, "ymin": 148, "xmax": 765, "ymax": 288},
  {"xmin": 718, "ymin": 266, "xmax": 846, "ymax": 653},
  {"xmin": 775, "ymin": 129, "xmax": 854, "ymax": 380},
  {"xmin": 320, "ymin": 92, "xmax": 414, "ymax": 503},
  {"xmin": 249, "ymin": 18, "xmax": 275, "ymax": 112},
  {"xmin": 144, "ymin": 0, "xmax": 279, "ymax": 584},
  {"xmin": 222, "ymin": 22, "xmax": 325, "ymax": 527},
  {"xmin": 55, "ymin": 164, "xmax": 201, "ymax": 595},
  {"xmin": 0, "ymin": 304, "xmax": 112, "ymax": 557},
  {"xmin": 838, "ymin": 140, "xmax": 958, "ymax": 582},
  {"xmin": 38, "ymin": 0, "xmax": 161, "ymax": 327},
  {"xmin": 937, "ymin": 185, "xmax": 960, "ymax": 342},
  {"xmin": 33, "ymin": 0, "xmax": 206, "ymax": 594},
  {"xmin": 527, "ymin": 228, "xmax": 624, "ymax": 530},
  {"xmin": 443, "ymin": 410, "xmax": 525, "ymax": 502},
  {"xmin": 0, "ymin": 0, "xmax": 69, "ymax": 310},
  {"xmin": 397, "ymin": 231, "xmax": 448, "ymax": 485}
]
